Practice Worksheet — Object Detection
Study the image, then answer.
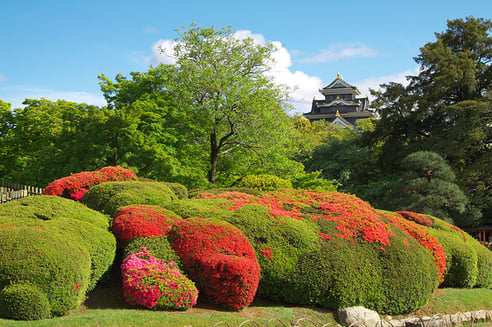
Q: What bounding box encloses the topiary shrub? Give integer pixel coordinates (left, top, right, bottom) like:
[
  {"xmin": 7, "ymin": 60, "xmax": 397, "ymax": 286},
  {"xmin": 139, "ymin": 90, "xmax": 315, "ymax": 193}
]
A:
[
  {"xmin": 163, "ymin": 198, "xmax": 232, "ymax": 220},
  {"xmin": 0, "ymin": 195, "xmax": 110, "ymax": 230},
  {"xmin": 168, "ymin": 218, "xmax": 260, "ymax": 310},
  {"xmin": 396, "ymin": 211, "xmax": 488, "ymax": 288},
  {"xmin": 124, "ymin": 237, "xmax": 183, "ymax": 271},
  {"xmin": 82, "ymin": 181, "xmax": 177, "ymax": 216},
  {"xmin": 121, "ymin": 248, "xmax": 198, "ymax": 310},
  {"xmin": 238, "ymin": 174, "xmax": 292, "ymax": 191},
  {"xmin": 43, "ymin": 166, "xmax": 137, "ymax": 199},
  {"xmin": 0, "ymin": 196, "xmax": 116, "ymax": 292},
  {"xmin": 112, "ymin": 205, "xmax": 182, "ymax": 246},
  {"xmin": 164, "ymin": 182, "xmax": 188, "ymax": 199},
  {"xmin": 0, "ymin": 226, "xmax": 91, "ymax": 317},
  {"xmin": 0, "ymin": 282, "xmax": 51, "ymax": 321}
]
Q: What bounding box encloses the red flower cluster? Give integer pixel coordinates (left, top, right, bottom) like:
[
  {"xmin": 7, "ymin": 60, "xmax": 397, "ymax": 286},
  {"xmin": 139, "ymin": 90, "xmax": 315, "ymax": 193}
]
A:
[
  {"xmin": 168, "ymin": 218, "xmax": 260, "ymax": 310},
  {"xmin": 382, "ymin": 211, "xmax": 446, "ymax": 282},
  {"xmin": 113, "ymin": 205, "xmax": 183, "ymax": 246},
  {"xmin": 396, "ymin": 211, "xmax": 434, "ymax": 227},
  {"xmin": 227, "ymin": 190, "xmax": 396, "ymax": 248},
  {"xmin": 43, "ymin": 166, "xmax": 137, "ymax": 198},
  {"xmin": 225, "ymin": 190, "xmax": 306, "ymax": 220}
]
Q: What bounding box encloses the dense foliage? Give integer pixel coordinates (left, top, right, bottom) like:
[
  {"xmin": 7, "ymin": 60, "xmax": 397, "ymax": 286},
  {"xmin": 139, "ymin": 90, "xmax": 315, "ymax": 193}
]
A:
[
  {"xmin": 82, "ymin": 180, "xmax": 177, "ymax": 216},
  {"xmin": 364, "ymin": 17, "xmax": 492, "ymax": 225},
  {"xmin": 238, "ymin": 174, "xmax": 293, "ymax": 191},
  {"xmin": 0, "ymin": 196, "xmax": 116, "ymax": 319}
]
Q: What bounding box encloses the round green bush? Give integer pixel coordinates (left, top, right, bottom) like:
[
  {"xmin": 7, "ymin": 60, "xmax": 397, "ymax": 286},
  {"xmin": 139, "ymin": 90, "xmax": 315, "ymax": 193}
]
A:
[
  {"xmin": 163, "ymin": 198, "xmax": 233, "ymax": 220},
  {"xmin": 82, "ymin": 181, "xmax": 177, "ymax": 216},
  {"xmin": 124, "ymin": 236, "xmax": 183, "ymax": 271},
  {"xmin": 0, "ymin": 282, "xmax": 51, "ymax": 320},
  {"xmin": 0, "ymin": 226, "xmax": 91, "ymax": 317},
  {"xmin": 238, "ymin": 174, "xmax": 292, "ymax": 191},
  {"xmin": 164, "ymin": 182, "xmax": 188, "ymax": 199},
  {"xmin": 0, "ymin": 195, "xmax": 109, "ymax": 230},
  {"xmin": 426, "ymin": 228, "xmax": 478, "ymax": 288},
  {"xmin": 0, "ymin": 196, "xmax": 116, "ymax": 291}
]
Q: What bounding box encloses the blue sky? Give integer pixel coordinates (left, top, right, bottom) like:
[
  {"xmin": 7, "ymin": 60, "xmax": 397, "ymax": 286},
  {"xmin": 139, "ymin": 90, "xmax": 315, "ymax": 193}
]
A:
[{"xmin": 1, "ymin": 0, "xmax": 490, "ymax": 114}]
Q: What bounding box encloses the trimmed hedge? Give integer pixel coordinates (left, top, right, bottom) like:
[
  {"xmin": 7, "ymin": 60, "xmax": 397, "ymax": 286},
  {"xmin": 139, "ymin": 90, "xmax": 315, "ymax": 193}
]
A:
[
  {"xmin": 0, "ymin": 196, "xmax": 115, "ymax": 291},
  {"xmin": 112, "ymin": 205, "xmax": 182, "ymax": 246},
  {"xmin": 0, "ymin": 226, "xmax": 91, "ymax": 317},
  {"xmin": 0, "ymin": 196, "xmax": 116, "ymax": 319},
  {"xmin": 0, "ymin": 282, "xmax": 51, "ymax": 320},
  {"xmin": 168, "ymin": 218, "xmax": 260, "ymax": 310},
  {"xmin": 0, "ymin": 195, "xmax": 109, "ymax": 230},
  {"xmin": 43, "ymin": 166, "xmax": 137, "ymax": 198},
  {"xmin": 238, "ymin": 174, "xmax": 293, "ymax": 191},
  {"xmin": 82, "ymin": 181, "xmax": 177, "ymax": 216},
  {"xmin": 396, "ymin": 211, "xmax": 492, "ymax": 288}
]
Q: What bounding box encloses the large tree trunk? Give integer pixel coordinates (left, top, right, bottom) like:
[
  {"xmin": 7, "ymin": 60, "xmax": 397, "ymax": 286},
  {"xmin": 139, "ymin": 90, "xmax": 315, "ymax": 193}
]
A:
[{"xmin": 208, "ymin": 131, "xmax": 218, "ymax": 184}]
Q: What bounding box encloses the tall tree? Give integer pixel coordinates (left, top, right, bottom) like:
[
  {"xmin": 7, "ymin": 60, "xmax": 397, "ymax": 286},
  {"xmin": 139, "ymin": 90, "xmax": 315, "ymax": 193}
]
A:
[
  {"xmin": 386, "ymin": 151, "xmax": 468, "ymax": 223},
  {"xmin": 161, "ymin": 24, "xmax": 299, "ymax": 184},
  {"xmin": 365, "ymin": 17, "xmax": 492, "ymax": 223}
]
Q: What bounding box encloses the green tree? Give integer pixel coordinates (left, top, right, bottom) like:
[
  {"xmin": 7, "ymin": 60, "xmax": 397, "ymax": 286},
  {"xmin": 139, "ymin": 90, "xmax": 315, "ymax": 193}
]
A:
[
  {"xmin": 386, "ymin": 151, "xmax": 469, "ymax": 223},
  {"xmin": 161, "ymin": 24, "xmax": 300, "ymax": 184},
  {"xmin": 365, "ymin": 17, "xmax": 492, "ymax": 223}
]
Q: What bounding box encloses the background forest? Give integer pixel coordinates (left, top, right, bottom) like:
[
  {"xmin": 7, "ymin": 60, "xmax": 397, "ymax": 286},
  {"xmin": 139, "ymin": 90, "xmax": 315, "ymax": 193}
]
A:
[{"xmin": 0, "ymin": 17, "xmax": 490, "ymax": 227}]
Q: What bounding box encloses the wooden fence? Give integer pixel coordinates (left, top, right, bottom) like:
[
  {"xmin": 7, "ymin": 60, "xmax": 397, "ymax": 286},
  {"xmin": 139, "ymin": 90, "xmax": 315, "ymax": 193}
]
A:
[{"xmin": 0, "ymin": 182, "xmax": 44, "ymax": 204}]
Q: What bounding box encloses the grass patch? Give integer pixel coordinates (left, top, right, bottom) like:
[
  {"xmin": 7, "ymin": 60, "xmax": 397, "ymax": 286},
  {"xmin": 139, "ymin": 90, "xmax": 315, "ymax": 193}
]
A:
[
  {"xmin": 1, "ymin": 288, "xmax": 492, "ymax": 326},
  {"xmin": 414, "ymin": 288, "xmax": 492, "ymax": 316}
]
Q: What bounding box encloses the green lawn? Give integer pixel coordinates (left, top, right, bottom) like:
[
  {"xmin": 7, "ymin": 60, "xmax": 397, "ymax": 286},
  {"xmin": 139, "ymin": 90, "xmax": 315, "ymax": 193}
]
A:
[{"xmin": 1, "ymin": 287, "xmax": 492, "ymax": 327}]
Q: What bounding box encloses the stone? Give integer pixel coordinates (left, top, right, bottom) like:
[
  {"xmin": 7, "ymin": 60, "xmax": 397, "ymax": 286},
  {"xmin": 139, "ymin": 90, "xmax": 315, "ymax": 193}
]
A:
[{"xmin": 337, "ymin": 306, "xmax": 381, "ymax": 327}]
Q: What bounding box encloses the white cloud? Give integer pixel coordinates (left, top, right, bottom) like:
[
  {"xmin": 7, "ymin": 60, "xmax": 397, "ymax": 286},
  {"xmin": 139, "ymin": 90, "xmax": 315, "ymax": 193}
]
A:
[
  {"xmin": 151, "ymin": 31, "xmax": 323, "ymax": 114},
  {"xmin": 151, "ymin": 39, "xmax": 178, "ymax": 65},
  {"xmin": 354, "ymin": 67, "xmax": 419, "ymax": 100},
  {"xmin": 0, "ymin": 85, "xmax": 107, "ymax": 109},
  {"xmin": 144, "ymin": 27, "xmax": 159, "ymax": 34},
  {"xmin": 149, "ymin": 31, "xmax": 418, "ymax": 115},
  {"xmin": 299, "ymin": 43, "xmax": 379, "ymax": 63},
  {"xmin": 0, "ymin": 74, "xmax": 7, "ymax": 84}
]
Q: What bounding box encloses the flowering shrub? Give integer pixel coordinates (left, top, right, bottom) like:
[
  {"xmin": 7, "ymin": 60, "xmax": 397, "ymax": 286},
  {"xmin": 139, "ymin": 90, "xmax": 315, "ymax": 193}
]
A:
[
  {"xmin": 43, "ymin": 166, "xmax": 137, "ymax": 198},
  {"xmin": 381, "ymin": 211, "xmax": 446, "ymax": 283},
  {"xmin": 168, "ymin": 218, "xmax": 260, "ymax": 310},
  {"xmin": 113, "ymin": 205, "xmax": 182, "ymax": 246},
  {"xmin": 121, "ymin": 248, "xmax": 198, "ymax": 310},
  {"xmin": 210, "ymin": 189, "xmax": 441, "ymax": 314},
  {"xmin": 397, "ymin": 211, "xmax": 434, "ymax": 227}
]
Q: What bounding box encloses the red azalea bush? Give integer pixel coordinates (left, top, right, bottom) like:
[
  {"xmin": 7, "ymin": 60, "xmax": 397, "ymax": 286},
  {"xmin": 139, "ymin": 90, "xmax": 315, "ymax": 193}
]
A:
[
  {"xmin": 396, "ymin": 211, "xmax": 434, "ymax": 227},
  {"xmin": 113, "ymin": 205, "xmax": 182, "ymax": 246},
  {"xmin": 121, "ymin": 247, "xmax": 198, "ymax": 310},
  {"xmin": 380, "ymin": 211, "xmax": 446, "ymax": 283},
  {"xmin": 43, "ymin": 166, "xmax": 137, "ymax": 199},
  {"xmin": 210, "ymin": 189, "xmax": 441, "ymax": 313},
  {"xmin": 168, "ymin": 218, "xmax": 260, "ymax": 310}
]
